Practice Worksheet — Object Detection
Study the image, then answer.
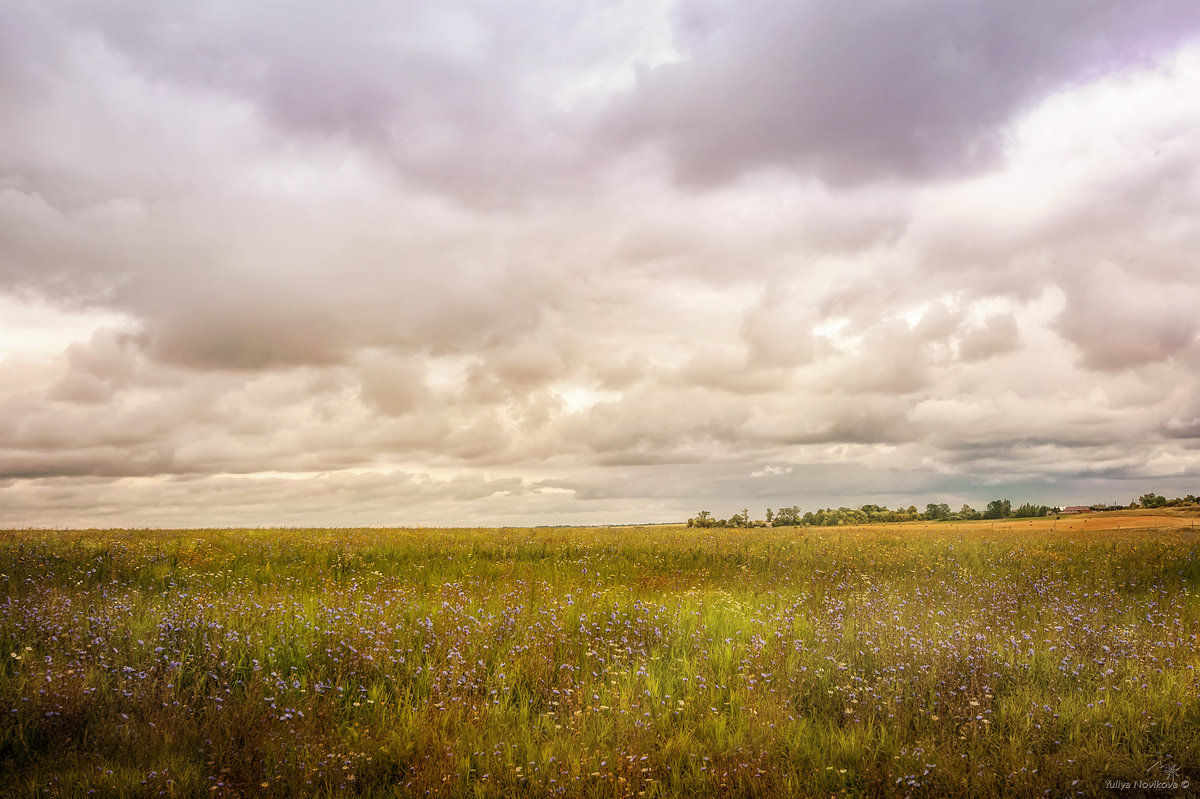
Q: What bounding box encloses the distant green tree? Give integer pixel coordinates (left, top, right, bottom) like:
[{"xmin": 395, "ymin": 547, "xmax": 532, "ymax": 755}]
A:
[
  {"xmin": 805, "ymin": 507, "xmax": 870, "ymax": 527},
  {"xmin": 983, "ymin": 499, "xmax": 1012, "ymax": 519},
  {"xmin": 1138, "ymin": 493, "xmax": 1167, "ymax": 509},
  {"xmin": 924, "ymin": 503, "xmax": 952, "ymax": 520},
  {"xmin": 772, "ymin": 506, "xmax": 802, "ymax": 526},
  {"xmin": 958, "ymin": 504, "xmax": 979, "ymax": 520},
  {"xmin": 860, "ymin": 504, "xmax": 897, "ymax": 523}
]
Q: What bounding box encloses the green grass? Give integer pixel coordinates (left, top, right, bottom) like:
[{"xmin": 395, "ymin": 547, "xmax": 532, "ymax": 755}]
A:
[{"xmin": 1, "ymin": 515, "xmax": 1198, "ymax": 797}]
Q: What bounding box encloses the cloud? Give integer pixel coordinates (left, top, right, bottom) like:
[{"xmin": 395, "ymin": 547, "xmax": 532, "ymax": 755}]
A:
[
  {"xmin": 2, "ymin": 1, "xmax": 1200, "ymax": 525},
  {"xmin": 958, "ymin": 314, "xmax": 1019, "ymax": 361},
  {"xmin": 0, "ymin": 470, "xmax": 536, "ymax": 528},
  {"xmin": 602, "ymin": 0, "xmax": 1200, "ymax": 186},
  {"xmin": 1055, "ymin": 263, "xmax": 1200, "ymax": 371},
  {"xmin": 41, "ymin": 0, "xmax": 683, "ymax": 207}
]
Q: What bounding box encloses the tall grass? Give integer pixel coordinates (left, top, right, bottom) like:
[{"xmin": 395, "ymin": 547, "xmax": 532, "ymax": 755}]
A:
[{"xmin": 1, "ymin": 517, "xmax": 1197, "ymax": 797}]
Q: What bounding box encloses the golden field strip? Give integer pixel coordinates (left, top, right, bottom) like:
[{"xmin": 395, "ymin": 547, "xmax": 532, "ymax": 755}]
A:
[{"xmin": 1, "ymin": 510, "xmax": 1198, "ymax": 797}]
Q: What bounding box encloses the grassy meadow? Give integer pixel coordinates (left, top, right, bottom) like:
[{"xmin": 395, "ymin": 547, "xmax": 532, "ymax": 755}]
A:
[{"xmin": 1, "ymin": 511, "xmax": 1198, "ymax": 797}]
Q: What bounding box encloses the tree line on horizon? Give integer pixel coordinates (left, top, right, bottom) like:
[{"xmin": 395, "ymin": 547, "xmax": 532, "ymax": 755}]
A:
[{"xmin": 686, "ymin": 492, "xmax": 1199, "ymax": 528}]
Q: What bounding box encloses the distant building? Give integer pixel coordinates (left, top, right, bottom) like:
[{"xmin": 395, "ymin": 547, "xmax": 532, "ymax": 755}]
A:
[{"xmin": 1061, "ymin": 506, "xmax": 1091, "ymax": 514}]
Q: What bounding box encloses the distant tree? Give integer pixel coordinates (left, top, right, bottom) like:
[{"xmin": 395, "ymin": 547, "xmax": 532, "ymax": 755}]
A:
[
  {"xmin": 1013, "ymin": 503, "xmax": 1050, "ymax": 518},
  {"xmin": 924, "ymin": 503, "xmax": 952, "ymax": 521},
  {"xmin": 1139, "ymin": 493, "xmax": 1167, "ymax": 509},
  {"xmin": 805, "ymin": 507, "xmax": 870, "ymax": 527},
  {"xmin": 859, "ymin": 504, "xmax": 895, "ymax": 523},
  {"xmin": 983, "ymin": 499, "xmax": 1012, "ymax": 519},
  {"xmin": 765, "ymin": 508, "xmax": 774, "ymax": 524},
  {"xmin": 959, "ymin": 504, "xmax": 979, "ymax": 520},
  {"xmin": 772, "ymin": 506, "xmax": 802, "ymax": 526}
]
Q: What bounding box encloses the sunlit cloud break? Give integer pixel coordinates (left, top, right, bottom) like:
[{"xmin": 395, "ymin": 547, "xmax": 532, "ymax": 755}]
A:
[{"xmin": 2, "ymin": 0, "xmax": 1200, "ymax": 527}]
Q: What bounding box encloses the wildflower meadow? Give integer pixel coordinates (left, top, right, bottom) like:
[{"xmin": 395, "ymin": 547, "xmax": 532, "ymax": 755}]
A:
[{"xmin": 2, "ymin": 511, "xmax": 1198, "ymax": 797}]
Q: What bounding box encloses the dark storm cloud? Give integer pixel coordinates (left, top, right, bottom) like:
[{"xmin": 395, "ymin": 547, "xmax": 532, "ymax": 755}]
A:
[{"xmin": 604, "ymin": 0, "xmax": 1200, "ymax": 185}]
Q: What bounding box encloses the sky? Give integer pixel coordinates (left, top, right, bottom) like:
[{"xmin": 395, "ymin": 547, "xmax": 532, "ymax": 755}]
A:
[{"xmin": 3, "ymin": 0, "xmax": 1200, "ymax": 528}]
